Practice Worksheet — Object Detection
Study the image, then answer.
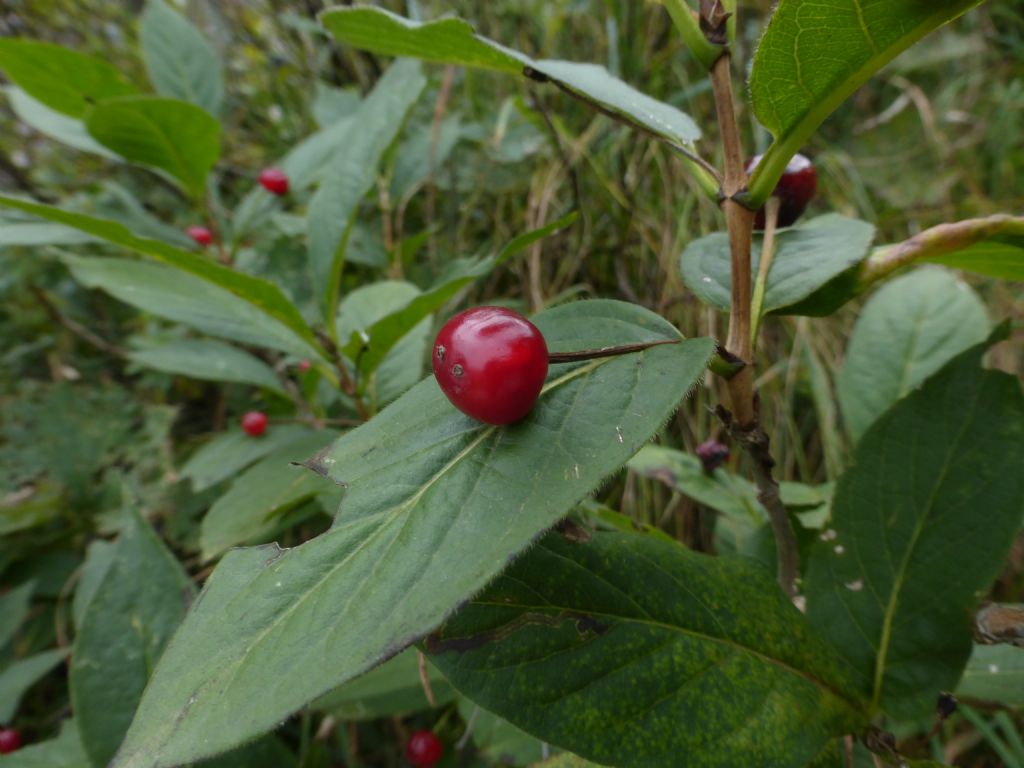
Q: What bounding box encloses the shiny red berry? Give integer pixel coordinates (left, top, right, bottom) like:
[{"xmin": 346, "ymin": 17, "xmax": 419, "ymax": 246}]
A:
[
  {"xmin": 0, "ymin": 728, "xmax": 22, "ymax": 754},
  {"xmin": 406, "ymin": 730, "xmax": 443, "ymax": 767},
  {"xmin": 241, "ymin": 411, "xmax": 268, "ymax": 437},
  {"xmin": 186, "ymin": 226, "xmax": 213, "ymax": 246},
  {"xmin": 432, "ymin": 307, "xmax": 548, "ymax": 425},
  {"xmin": 746, "ymin": 153, "xmax": 817, "ymax": 229},
  {"xmin": 258, "ymin": 167, "xmax": 289, "ymax": 196}
]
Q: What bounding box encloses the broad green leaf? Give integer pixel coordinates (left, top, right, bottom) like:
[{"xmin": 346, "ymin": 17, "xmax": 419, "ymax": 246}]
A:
[
  {"xmin": 427, "ymin": 531, "xmax": 866, "ymax": 768},
  {"xmin": 70, "ymin": 512, "xmax": 196, "ymax": 768},
  {"xmin": 805, "ymin": 332, "xmax": 1024, "ymax": 718},
  {"xmin": 0, "ymin": 580, "xmax": 35, "ymax": 650},
  {"xmin": 0, "ymin": 720, "xmax": 89, "ymax": 768},
  {"xmin": 925, "ymin": 239, "xmax": 1024, "ymax": 281},
  {"xmin": 956, "ymin": 645, "xmax": 1024, "ymax": 707},
  {"xmin": 129, "ymin": 340, "xmax": 286, "ymax": 395},
  {"xmin": 308, "ymin": 59, "xmax": 425, "ymax": 322},
  {"xmin": 320, "ymin": 7, "xmax": 701, "ymax": 148},
  {"xmin": 0, "ymin": 648, "xmax": 66, "ymax": 723},
  {"xmin": 110, "ymin": 300, "xmax": 714, "ymax": 768},
  {"xmin": 85, "ymin": 97, "xmax": 221, "ymax": 199},
  {"xmin": 338, "ymin": 213, "xmax": 578, "ymax": 377},
  {"xmin": 140, "ymin": 0, "xmax": 224, "ymax": 116},
  {"xmin": 747, "ymin": 0, "xmax": 984, "ymax": 207},
  {"xmin": 312, "ymin": 648, "xmax": 455, "ymax": 719},
  {"xmin": 62, "ymin": 255, "xmax": 319, "ymax": 358},
  {"xmin": 0, "ymin": 196, "xmax": 321, "ymax": 358},
  {"xmin": 336, "ymin": 281, "xmax": 431, "ymax": 407},
  {"xmin": 5, "ymin": 87, "xmax": 120, "ymax": 159},
  {"xmin": 836, "ymin": 268, "xmax": 989, "ymax": 444},
  {"xmin": 72, "ymin": 540, "xmax": 116, "ymax": 629},
  {"xmin": 90, "ymin": 181, "xmax": 197, "ymax": 248},
  {"xmin": 0, "ymin": 39, "xmax": 137, "ymax": 118},
  {"xmin": 312, "ymin": 82, "xmax": 360, "ymax": 127},
  {"xmin": 681, "ymin": 215, "xmax": 876, "ymax": 315},
  {"xmin": 199, "ymin": 431, "xmax": 339, "ymax": 560},
  {"xmin": 180, "ymin": 425, "xmax": 316, "ymax": 493},
  {"xmin": 0, "ymin": 222, "xmax": 97, "ymax": 247}
]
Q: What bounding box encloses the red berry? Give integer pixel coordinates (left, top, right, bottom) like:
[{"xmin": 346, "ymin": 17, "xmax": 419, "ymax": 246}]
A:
[
  {"xmin": 406, "ymin": 730, "xmax": 443, "ymax": 767},
  {"xmin": 241, "ymin": 411, "xmax": 268, "ymax": 437},
  {"xmin": 186, "ymin": 226, "xmax": 213, "ymax": 246},
  {"xmin": 695, "ymin": 440, "xmax": 730, "ymax": 473},
  {"xmin": 0, "ymin": 728, "xmax": 22, "ymax": 754},
  {"xmin": 432, "ymin": 307, "xmax": 548, "ymax": 425},
  {"xmin": 746, "ymin": 153, "xmax": 817, "ymax": 229},
  {"xmin": 297, "ymin": 359, "xmax": 311, "ymax": 372},
  {"xmin": 258, "ymin": 167, "xmax": 289, "ymax": 196}
]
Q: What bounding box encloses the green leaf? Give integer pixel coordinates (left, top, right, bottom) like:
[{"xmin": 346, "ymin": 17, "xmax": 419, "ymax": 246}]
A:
[
  {"xmin": 62, "ymin": 255, "xmax": 319, "ymax": 358},
  {"xmin": 199, "ymin": 431, "xmax": 340, "ymax": 560},
  {"xmin": 85, "ymin": 97, "xmax": 220, "ymax": 199},
  {"xmin": 320, "ymin": 7, "xmax": 701, "ymax": 149},
  {"xmin": 0, "ymin": 648, "xmax": 66, "ymax": 723},
  {"xmin": 70, "ymin": 512, "xmax": 196, "ymax": 768},
  {"xmin": 110, "ymin": 300, "xmax": 714, "ymax": 768},
  {"xmin": 836, "ymin": 268, "xmax": 989, "ymax": 444},
  {"xmin": 426, "ymin": 531, "xmax": 867, "ymax": 767},
  {"xmin": 924, "ymin": 239, "xmax": 1024, "ymax": 281},
  {"xmin": 72, "ymin": 540, "xmax": 117, "ymax": 629},
  {"xmin": 336, "ymin": 281, "xmax": 431, "ymax": 407},
  {"xmin": 0, "ymin": 222, "xmax": 97, "ymax": 247},
  {"xmin": 956, "ymin": 644, "xmax": 1024, "ymax": 707},
  {"xmin": 129, "ymin": 340, "xmax": 286, "ymax": 395},
  {"xmin": 747, "ymin": 0, "xmax": 984, "ymax": 207},
  {"xmin": 531, "ymin": 756, "xmax": 602, "ymax": 768},
  {"xmin": 680, "ymin": 215, "xmax": 876, "ymax": 315},
  {"xmin": 0, "ymin": 580, "xmax": 35, "ymax": 650},
  {"xmin": 805, "ymin": 331, "xmax": 1024, "ymax": 718},
  {"xmin": 311, "ymin": 648, "xmax": 455, "ymax": 720},
  {"xmin": 180, "ymin": 426, "xmax": 316, "ymax": 493},
  {"xmin": 4, "ymin": 86, "xmax": 120, "ymax": 159},
  {"xmin": 456, "ymin": 698, "xmax": 547, "ymax": 766},
  {"xmin": 308, "ymin": 59, "xmax": 425, "ymax": 322},
  {"xmin": 140, "ymin": 0, "xmax": 224, "ymax": 116},
  {"xmin": 0, "ymin": 720, "xmax": 89, "ymax": 768},
  {"xmin": 0, "ymin": 39, "xmax": 137, "ymax": 118},
  {"xmin": 0, "ymin": 196, "xmax": 322, "ymax": 359}
]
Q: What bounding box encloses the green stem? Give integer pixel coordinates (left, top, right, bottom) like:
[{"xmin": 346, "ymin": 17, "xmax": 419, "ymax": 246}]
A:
[
  {"xmin": 660, "ymin": 0, "xmax": 722, "ymax": 70},
  {"xmin": 749, "ymin": 197, "xmax": 780, "ymax": 343}
]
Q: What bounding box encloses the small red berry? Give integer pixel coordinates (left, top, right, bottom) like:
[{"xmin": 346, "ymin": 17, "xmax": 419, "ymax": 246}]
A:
[
  {"xmin": 406, "ymin": 730, "xmax": 443, "ymax": 767},
  {"xmin": 297, "ymin": 359, "xmax": 311, "ymax": 372},
  {"xmin": 186, "ymin": 226, "xmax": 213, "ymax": 246},
  {"xmin": 432, "ymin": 307, "xmax": 548, "ymax": 425},
  {"xmin": 0, "ymin": 728, "xmax": 22, "ymax": 754},
  {"xmin": 258, "ymin": 167, "xmax": 289, "ymax": 196},
  {"xmin": 695, "ymin": 440, "xmax": 730, "ymax": 473},
  {"xmin": 746, "ymin": 153, "xmax": 817, "ymax": 229},
  {"xmin": 241, "ymin": 411, "xmax": 268, "ymax": 437}
]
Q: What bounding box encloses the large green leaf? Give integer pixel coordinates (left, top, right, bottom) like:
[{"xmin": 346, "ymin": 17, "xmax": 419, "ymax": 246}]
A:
[
  {"xmin": 0, "ymin": 196, "xmax": 322, "ymax": 358},
  {"xmin": 4, "ymin": 87, "xmax": 119, "ymax": 159},
  {"xmin": 140, "ymin": 0, "xmax": 224, "ymax": 116},
  {"xmin": 180, "ymin": 425, "xmax": 316, "ymax": 493},
  {"xmin": 308, "ymin": 59, "xmax": 425, "ymax": 323},
  {"xmin": 129, "ymin": 340, "xmax": 286, "ymax": 395},
  {"xmin": 837, "ymin": 268, "xmax": 989, "ymax": 444},
  {"xmin": 0, "ymin": 222, "xmax": 97, "ymax": 247},
  {"xmin": 70, "ymin": 512, "xmax": 196, "ymax": 768},
  {"xmin": 320, "ymin": 7, "xmax": 700, "ymax": 149},
  {"xmin": 85, "ymin": 97, "xmax": 221, "ymax": 199},
  {"xmin": 62, "ymin": 255, "xmax": 319, "ymax": 359},
  {"xmin": 0, "ymin": 39, "xmax": 137, "ymax": 118},
  {"xmin": 110, "ymin": 300, "xmax": 715, "ymax": 768},
  {"xmin": 199, "ymin": 431, "xmax": 340, "ymax": 560},
  {"xmin": 680, "ymin": 215, "xmax": 875, "ymax": 315},
  {"xmin": 747, "ymin": 0, "xmax": 984, "ymax": 207},
  {"xmin": 956, "ymin": 644, "xmax": 1024, "ymax": 707},
  {"xmin": 0, "ymin": 580, "xmax": 35, "ymax": 650},
  {"xmin": 427, "ymin": 531, "xmax": 866, "ymax": 768},
  {"xmin": 805, "ymin": 332, "xmax": 1024, "ymax": 718},
  {"xmin": 0, "ymin": 648, "xmax": 66, "ymax": 722}
]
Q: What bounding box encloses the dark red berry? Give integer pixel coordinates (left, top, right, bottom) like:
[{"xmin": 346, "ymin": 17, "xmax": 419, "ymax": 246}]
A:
[
  {"xmin": 241, "ymin": 411, "xmax": 268, "ymax": 437},
  {"xmin": 258, "ymin": 167, "xmax": 289, "ymax": 196},
  {"xmin": 746, "ymin": 153, "xmax": 817, "ymax": 229},
  {"xmin": 0, "ymin": 728, "xmax": 22, "ymax": 754},
  {"xmin": 186, "ymin": 226, "xmax": 213, "ymax": 246},
  {"xmin": 432, "ymin": 307, "xmax": 548, "ymax": 425},
  {"xmin": 695, "ymin": 440, "xmax": 730, "ymax": 473},
  {"xmin": 406, "ymin": 730, "xmax": 443, "ymax": 767}
]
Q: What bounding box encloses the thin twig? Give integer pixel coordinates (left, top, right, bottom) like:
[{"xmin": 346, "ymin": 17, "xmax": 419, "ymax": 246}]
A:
[
  {"xmin": 30, "ymin": 284, "xmax": 126, "ymax": 358},
  {"xmin": 749, "ymin": 196, "xmax": 781, "ymax": 342}
]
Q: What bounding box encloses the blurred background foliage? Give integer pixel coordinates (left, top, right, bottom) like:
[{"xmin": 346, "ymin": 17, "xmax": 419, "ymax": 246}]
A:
[{"xmin": 0, "ymin": 0, "xmax": 1021, "ymax": 766}]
